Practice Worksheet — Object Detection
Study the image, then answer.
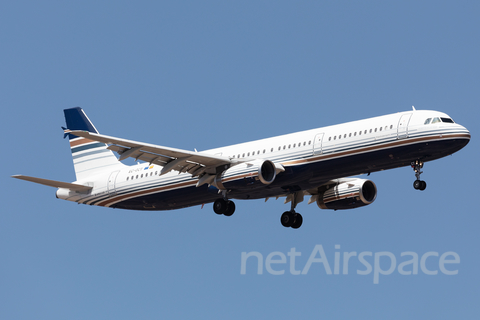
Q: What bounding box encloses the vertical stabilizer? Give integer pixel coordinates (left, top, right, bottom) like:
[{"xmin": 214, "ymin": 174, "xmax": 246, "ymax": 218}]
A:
[{"xmin": 64, "ymin": 107, "xmax": 125, "ymax": 180}]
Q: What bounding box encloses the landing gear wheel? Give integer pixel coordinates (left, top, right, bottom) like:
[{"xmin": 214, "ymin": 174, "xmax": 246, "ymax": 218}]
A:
[
  {"xmin": 413, "ymin": 180, "xmax": 427, "ymax": 191},
  {"xmin": 224, "ymin": 201, "xmax": 236, "ymax": 216},
  {"xmin": 291, "ymin": 213, "xmax": 303, "ymax": 229},
  {"xmin": 213, "ymin": 198, "xmax": 236, "ymax": 216},
  {"xmin": 213, "ymin": 199, "xmax": 227, "ymax": 215},
  {"xmin": 281, "ymin": 211, "xmax": 294, "ymax": 227},
  {"xmin": 413, "ymin": 180, "xmax": 421, "ymax": 190},
  {"xmin": 411, "ymin": 160, "xmax": 427, "ymax": 191},
  {"xmin": 419, "ymin": 180, "xmax": 427, "ymax": 191}
]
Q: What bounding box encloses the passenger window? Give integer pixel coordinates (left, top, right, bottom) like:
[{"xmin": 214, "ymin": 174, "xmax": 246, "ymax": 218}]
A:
[
  {"xmin": 344, "ymin": 134, "xmax": 347, "ymax": 138},
  {"xmin": 308, "ymin": 141, "xmax": 311, "ymax": 145},
  {"xmin": 349, "ymin": 133, "xmax": 352, "ymax": 137},
  {"xmin": 390, "ymin": 125, "xmax": 393, "ymax": 129},
  {"xmin": 354, "ymin": 132, "xmax": 357, "ymax": 136},
  {"xmin": 379, "ymin": 127, "xmax": 382, "ymax": 131},
  {"xmin": 359, "ymin": 131, "xmax": 362, "ymax": 135},
  {"xmin": 126, "ymin": 177, "xmax": 129, "ymax": 181},
  {"xmin": 424, "ymin": 118, "xmax": 432, "ymax": 125},
  {"xmin": 374, "ymin": 128, "xmax": 377, "ymax": 132},
  {"xmin": 242, "ymin": 153, "xmax": 245, "ymax": 157}
]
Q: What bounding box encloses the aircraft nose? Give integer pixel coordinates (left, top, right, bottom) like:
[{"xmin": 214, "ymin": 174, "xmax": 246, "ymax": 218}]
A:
[
  {"xmin": 456, "ymin": 123, "xmax": 471, "ymax": 147},
  {"xmin": 459, "ymin": 124, "xmax": 471, "ymax": 139}
]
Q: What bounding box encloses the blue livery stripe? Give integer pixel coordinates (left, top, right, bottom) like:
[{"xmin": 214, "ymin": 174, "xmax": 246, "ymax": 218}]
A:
[
  {"xmin": 73, "ymin": 153, "xmax": 115, "ymax": 164},
  {"xmin": 71, "ymin": 142, "xmax": 106, "ymax": 154},
  {"xmin": 72, "ymin": 148, "xmax": 111, "ymax": 160}
]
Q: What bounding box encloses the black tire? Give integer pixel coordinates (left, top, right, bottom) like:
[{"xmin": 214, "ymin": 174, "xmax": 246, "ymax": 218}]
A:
[
  {"xmin": 413, "ymin": 180, "xmax": 421, "ymax": 190},
  {"xmin": 419, "ymin": 180, "xmax": 427, "ymax": 191},
  {"xmin": 213, "ymin": 199, "xmax": 227, "ymax": 215},
  {"xmin": 224, "ymin": 201, "xmax": 236, "ymax": 216},
  {"xmin": 281, "ymin": 211, "xmax": 294, "ymax": 227},
  {"xmin": 291, "ymin": 213, "xmax": 303, "ymax": 229}
]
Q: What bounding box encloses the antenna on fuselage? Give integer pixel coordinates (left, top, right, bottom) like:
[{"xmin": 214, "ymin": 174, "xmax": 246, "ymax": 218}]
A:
[{"xmin": 412, "ymin": 105, "xmax": 416, "ymax": 111}]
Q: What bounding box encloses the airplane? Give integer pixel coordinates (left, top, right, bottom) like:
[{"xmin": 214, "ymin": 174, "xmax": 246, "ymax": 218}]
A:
[{"xmin": 13, "ymin": 107, "xmax": 470, "ymax": 229}]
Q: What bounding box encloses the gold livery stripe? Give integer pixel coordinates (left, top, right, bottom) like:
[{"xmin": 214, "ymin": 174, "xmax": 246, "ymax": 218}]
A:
[
  {"xmin": 282, "ymin": 133, "xmax": 470, "ymax": 166},
  {"xmin": 70, "ymin": 138, "xmax": 97, "ymax": 147},
  {"xmin": 98, "ymin": 180, "xmax": 198, "ymax": 207},
  {"xmin": 100, "ymin": 172, "xmax": 259, "ymax": 207}
]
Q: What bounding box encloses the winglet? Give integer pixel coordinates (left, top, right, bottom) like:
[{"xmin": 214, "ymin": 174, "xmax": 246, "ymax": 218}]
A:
[{"xmin": 61, "ymin": 126, "xmax": 71, "ymax": 139}]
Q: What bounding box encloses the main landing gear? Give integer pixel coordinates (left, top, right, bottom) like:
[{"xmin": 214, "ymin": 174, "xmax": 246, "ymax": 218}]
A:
[
  {"xmin": 213, "ymin": 198, "xmax": 236, "ymax": 216},
  {"xmin": 411, "ymin": 160, "xmax": 427, "ymax": 191},
  {"xmin": 280, "ymin": 192, "xmax": 303, "ymax": 229}
]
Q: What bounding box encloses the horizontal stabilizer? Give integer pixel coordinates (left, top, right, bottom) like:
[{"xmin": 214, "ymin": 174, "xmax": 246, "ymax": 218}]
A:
[{"xmin": 12, "ymin": 175, "xmax": 92, "ymax": 192}]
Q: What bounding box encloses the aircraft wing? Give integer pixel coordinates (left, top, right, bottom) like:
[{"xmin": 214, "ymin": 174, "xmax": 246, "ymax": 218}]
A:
[{"xmin": 69, "ymin": 130, "xmax": 233, "ymax": 176}]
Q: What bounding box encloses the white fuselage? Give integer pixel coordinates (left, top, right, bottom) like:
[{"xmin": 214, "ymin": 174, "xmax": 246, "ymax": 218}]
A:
[{"xmin": 56, "ymin": 110, "xmax": 470, "ymax": 210}]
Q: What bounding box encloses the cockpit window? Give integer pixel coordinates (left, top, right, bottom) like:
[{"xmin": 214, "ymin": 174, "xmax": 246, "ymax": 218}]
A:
[
  {"xmin": 425, "ymin": 117, "xmax": 455, "ymax": 125},
  {"xmin": 441, "ymin": 117, "xmax": 454, "ymax": 123}
]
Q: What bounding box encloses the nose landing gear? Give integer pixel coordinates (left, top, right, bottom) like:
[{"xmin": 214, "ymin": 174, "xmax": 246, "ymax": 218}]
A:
[{"xmin": 411, "ymin": 160, "xmax": 427, "ymax": 191}]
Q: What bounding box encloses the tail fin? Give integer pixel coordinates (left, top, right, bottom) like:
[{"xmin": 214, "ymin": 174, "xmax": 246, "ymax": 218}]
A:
[{"xmin": 63, "ymin": 107, "xmax": 124, "ymax": 180}]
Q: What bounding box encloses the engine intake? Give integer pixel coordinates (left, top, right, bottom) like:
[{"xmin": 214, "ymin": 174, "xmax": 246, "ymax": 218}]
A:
[
  {"xmin": 214, "ymin": 159, "xmax": 280, "ymax": 191},
  {"xmin": 317, "ymin": 179, "xmax": 377, "ymax": 210}
]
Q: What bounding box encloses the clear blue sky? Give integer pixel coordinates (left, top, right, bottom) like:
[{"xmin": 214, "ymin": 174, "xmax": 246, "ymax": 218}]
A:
[{"xmin": 2, "ymin": 1, "xmax": 479, "ymax": 319}]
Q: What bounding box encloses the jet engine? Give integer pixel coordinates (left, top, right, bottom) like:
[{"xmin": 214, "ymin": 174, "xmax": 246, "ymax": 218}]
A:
[
  {"xmin": 213, "ymin": 159, "xmax": 283, "ymax": 191},
  {"xmin": 316, "ymin": 179, "xmax": 377, "ymax": 210}
]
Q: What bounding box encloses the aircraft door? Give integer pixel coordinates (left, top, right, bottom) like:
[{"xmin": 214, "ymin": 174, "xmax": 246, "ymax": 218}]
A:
[
  {"xmin": 313, "ymin": 133, "xmax": 324, "ymax": 155},
  {"xmin": 397, "ymin": 113, "xmax": 412, "ymax": 139},
  {"xmin": 107, "ymin": 170, "xmax": 120, "ymax": 196}
]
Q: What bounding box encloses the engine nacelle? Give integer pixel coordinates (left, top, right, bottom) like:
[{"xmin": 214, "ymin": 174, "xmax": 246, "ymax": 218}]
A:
[
  {"xmin": 213, "ymin": 159, "xmax": 280, "ymax": 191},
  {"xmin": 317, "ymin": 179, "xmax": 377, "ymax": 210}
]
